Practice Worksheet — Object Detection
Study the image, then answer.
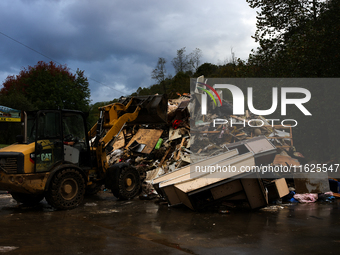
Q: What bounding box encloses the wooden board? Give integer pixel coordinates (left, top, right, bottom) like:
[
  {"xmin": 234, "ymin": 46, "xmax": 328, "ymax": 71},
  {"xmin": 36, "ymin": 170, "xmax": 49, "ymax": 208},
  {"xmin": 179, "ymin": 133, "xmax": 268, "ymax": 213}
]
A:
[
  {"xmin": 112, "ymin": 130, "xmax": 126, "ymax": 151},
  {"xmin": 210, "ymin": 179, "xmax": 243, "ymax": 200},
  {"xmin": 155, "ymin": 149, "xmax": 239, "ymax": 187},
  {"xmin": 273, "ymin": 155, "xmax": 300, "ymax": 166},
  {"xmin": 174, "ymin": 152, "xmax": 255, "ymax": 194},
  {"xmin": 125, "ymin": 129, "xmax": 163, "ymax": 154},
  {"xmin": 241, "ymin": 178, "xmax": 268, "ymax": 209}
]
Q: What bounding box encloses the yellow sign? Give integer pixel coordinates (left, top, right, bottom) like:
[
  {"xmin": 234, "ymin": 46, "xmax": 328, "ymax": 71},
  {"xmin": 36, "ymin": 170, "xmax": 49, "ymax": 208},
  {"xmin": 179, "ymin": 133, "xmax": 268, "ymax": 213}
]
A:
[{"xmin": 0, "ymin": 117, "xmax": 21, "ymax": 122}]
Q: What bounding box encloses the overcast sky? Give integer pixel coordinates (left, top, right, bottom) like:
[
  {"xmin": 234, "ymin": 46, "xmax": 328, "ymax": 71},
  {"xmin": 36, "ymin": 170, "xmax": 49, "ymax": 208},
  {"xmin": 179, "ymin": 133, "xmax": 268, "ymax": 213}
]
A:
[{"xmin": 0, "ymin": 0, "xmax": 258, "ymax": 104}]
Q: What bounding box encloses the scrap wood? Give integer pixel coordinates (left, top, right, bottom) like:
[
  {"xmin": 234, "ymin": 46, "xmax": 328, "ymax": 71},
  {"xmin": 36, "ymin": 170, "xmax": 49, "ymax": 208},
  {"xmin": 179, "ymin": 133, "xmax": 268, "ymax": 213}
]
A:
[
  {"xmin": 245, "ymin": 110, "xmax": 250, "ymax": 119},
  {"xmin": 271, "ymin": 135, "xmax": 293, "ymax": 139},
  {"xmin": 111, "ymin": 131, "xmax": 126, "ymax": 151},
  {"xmin": 230, "ymin": 115, "xmax": 247, "ymax": 122},
  {"xmin": 235, "ymin": 132, "xmax": 246, "ymax": 137},
  {"xmin": 181, "ymin": 154, "xmax": 190, "ymax": 163},
  {"xmin": 168, "ymin": 104, "xmax": 178, "ymax": 114},
  {"xmin": 273, "ymin": 155, "xmax": 300, "ymax": 166},
  {"xmin": 191, "ymin": 130, "xmax": 220, "ymax": 134},
  {"xmin": 158, "ymin": 146, "xmax": 172, "ymax": 167},
  {"xmin": 145, "ymin": 167, "xmax": 165, "ymax": 181},
  {"xmin": 175, "ymin": 137, "xmax": 186, "ymax": 160},
  {"xmin": 177, "ymin": 100, "xmax": 190, "ymax": 111},
  {"xmin": 226, "ymin": 132, "xmax": 241, "ymax": 141},
  {"xmin": 169, "ymin": 127, "xmax": 182, "ymax": 140},
  {"xmin": 263, "ymin": 125, "xmax": 292, "ymax": 129},
  {"xmin": 125, "ymin": 129, "xmax": 163, "ymax": 154},
  {"xmin": 332, "ymin": 193, "xmax": 340, "ymax": 198}
]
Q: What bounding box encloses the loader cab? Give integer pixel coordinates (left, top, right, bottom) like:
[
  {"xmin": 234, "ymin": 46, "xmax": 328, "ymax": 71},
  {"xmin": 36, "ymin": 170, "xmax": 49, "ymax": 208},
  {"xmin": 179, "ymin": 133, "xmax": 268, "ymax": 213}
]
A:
[{"xmin": 27, "ymin": 110, "xmax": 91, "ymax": 172}]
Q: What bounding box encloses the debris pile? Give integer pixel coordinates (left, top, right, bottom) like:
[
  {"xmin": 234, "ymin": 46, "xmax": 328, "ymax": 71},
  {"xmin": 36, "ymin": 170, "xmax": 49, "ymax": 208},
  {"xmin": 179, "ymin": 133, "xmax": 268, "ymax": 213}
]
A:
[
  {"xmin": 106, "ymin": 94, "xmax": 192, "ymax": 197},
  {"xmin": 107, "ymin": 87, "xmax": 337, "ymax": 211},
  {"xmin": 189, "ymin": 97, "xmax": 302, "ymax": 167}
]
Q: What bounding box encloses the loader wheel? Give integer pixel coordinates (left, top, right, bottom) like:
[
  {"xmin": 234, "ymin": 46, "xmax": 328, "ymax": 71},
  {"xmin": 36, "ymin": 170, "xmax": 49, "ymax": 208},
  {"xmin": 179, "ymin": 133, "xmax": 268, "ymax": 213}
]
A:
[
  {"xmin": 11, "ymin": 193, "xmax": 44, "ymax": 206},
  {"xmin": 112, "ymin": 167, "xmax": 141, "ymax": 200},
  {"xmin": 45, "ymin": 168, "xmax": 85, "ymax": 210}
]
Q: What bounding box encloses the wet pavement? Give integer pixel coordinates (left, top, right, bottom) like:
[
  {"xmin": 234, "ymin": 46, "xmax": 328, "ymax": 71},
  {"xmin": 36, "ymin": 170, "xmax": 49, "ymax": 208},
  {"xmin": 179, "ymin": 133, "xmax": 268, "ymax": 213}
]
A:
[{"xmin": 1, "ymin": 191, "xmax": 340, "ymax": 255}]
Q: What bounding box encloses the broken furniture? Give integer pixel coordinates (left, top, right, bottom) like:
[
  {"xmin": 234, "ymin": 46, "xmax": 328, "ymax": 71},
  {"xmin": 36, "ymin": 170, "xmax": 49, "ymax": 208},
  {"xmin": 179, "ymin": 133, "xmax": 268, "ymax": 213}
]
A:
[
  {"xmin": 266, "ymin": 178, "xmax": 290, "ymax": 202},
  {"xmin": 153, "ymin": 137, "xmax": 277, "ymax": 210}
]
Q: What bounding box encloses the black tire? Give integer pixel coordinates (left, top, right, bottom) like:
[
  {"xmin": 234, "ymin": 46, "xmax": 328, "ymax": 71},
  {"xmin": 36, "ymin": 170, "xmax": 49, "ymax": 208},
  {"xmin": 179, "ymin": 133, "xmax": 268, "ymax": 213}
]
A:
[
  {"xmin": 11, "ymin": 193, "xmax": 44, "ymax": 206},
  {"xmin": 45, "ymin": 168, "xmax": 85, "ymax": 210},
  {"xmin": 111, "ymin": 167, "xmax": 141, "ymax": 200}
]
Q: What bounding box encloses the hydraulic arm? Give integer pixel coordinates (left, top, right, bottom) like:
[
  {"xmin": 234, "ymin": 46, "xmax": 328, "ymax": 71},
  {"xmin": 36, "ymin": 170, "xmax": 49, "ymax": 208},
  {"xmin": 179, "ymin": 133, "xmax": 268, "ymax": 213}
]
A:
[{"xmin": 88, "ymin": 95, "xmax": 168, "ymax": 173}]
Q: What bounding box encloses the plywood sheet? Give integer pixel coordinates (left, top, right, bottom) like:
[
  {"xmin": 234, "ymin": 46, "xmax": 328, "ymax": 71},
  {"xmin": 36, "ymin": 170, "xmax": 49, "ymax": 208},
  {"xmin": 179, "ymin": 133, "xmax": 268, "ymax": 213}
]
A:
[
  {"xmin": 112, "ymin": 131, "xmax": 126, "ymax": 150},
  {"xmin": 156, "ymin": 149, "xmax": 239, "ymax": 188},
  {"xmin": 241, "ymin": 178, "xmax": 268, "ymax": 209},
  {"xmin": 174, "ymin": 152, "xmax": 255, "ymax": 193},
  {"xmin": 210, "ymin": 179, "xmax": 243, "ymax": 200},
  {"xmin": 163, "ymin": 186, "xmax": 181, "ymax": 205},
  {"xmin": 125, "ymin": 129, "xmax": 163, "ymax": 154},
  {"xmin": 273, "ymin": 155, "xmax": 300, "ymax": 166}
]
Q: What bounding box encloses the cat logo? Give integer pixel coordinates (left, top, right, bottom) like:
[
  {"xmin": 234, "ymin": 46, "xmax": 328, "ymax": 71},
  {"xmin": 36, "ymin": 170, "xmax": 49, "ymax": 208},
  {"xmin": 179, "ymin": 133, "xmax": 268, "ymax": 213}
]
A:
[{"xmin": 41, "ymin": 153, "xmax": 52, "ymax": 162}]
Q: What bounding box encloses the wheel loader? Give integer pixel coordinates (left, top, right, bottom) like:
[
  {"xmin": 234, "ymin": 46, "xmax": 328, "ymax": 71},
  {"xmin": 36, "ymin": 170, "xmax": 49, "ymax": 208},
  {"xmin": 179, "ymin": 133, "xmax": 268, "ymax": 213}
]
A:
[{"xmin": 0, "ymin": 95, "xmax": 168, "ymax": 210}]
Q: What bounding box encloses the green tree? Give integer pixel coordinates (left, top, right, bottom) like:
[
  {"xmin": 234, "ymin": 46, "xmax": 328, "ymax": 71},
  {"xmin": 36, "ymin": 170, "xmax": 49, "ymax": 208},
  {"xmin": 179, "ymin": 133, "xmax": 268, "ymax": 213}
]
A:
[
  {"xmin": 283, "ymin": 0, "xmax": 340, "ymax": 77},
  {"xmin": 172, "ymin": 47, "xmax": 190, "ymax": 74},
  {"xmin": 188, "ymin": 48, "xmax": 202, "ymax": 73},
  {"xmin": 246, "ymin": 0, "xmax": 340, "ymax": 77},
  {"xmin": 88, "ymin": 101, "xmax": 111, "ymax": 127},
  {"xmin": 246, "ymin": 0, "xmax": 327, "ymax": 72},
  {"xmin": 168, "ymin": 72, "xmax": 190, "ymax": 98},
  {"xmin": 194, "ymin": 63, "xmax": 218, "ymax": 77},
  {"xmin": 0, "ymin": 93, "xmax": 35, "ymax": 111},
  {"xmin": 1, "ymin": 61, "xmax": 91, "ymax": 112},
  {"xmin": 151, "ymin": 57, "xmax": 167, "ymax": 94}
]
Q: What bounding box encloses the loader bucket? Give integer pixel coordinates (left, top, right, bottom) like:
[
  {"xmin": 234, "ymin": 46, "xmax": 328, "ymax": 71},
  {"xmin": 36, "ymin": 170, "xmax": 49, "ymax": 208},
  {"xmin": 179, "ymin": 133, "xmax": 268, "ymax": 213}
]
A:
[{"xmin": 119, "ymin": 94, "xmax": 168, "ymax": 125}]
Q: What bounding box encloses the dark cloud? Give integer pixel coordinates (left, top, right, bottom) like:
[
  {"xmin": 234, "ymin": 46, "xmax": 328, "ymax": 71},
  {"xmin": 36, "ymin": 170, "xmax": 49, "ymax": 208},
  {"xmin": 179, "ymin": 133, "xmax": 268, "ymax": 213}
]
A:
[{"xmin": 0, "ymin": 0, "xmax": 258, "ymax": 103}]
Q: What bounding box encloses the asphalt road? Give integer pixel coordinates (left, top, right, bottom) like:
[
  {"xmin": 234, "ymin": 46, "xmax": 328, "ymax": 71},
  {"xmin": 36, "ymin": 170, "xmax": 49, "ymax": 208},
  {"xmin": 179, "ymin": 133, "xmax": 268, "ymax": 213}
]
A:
[{"xmin": 1, "ymin": 191, "xmax": 340, "ymax": 255}]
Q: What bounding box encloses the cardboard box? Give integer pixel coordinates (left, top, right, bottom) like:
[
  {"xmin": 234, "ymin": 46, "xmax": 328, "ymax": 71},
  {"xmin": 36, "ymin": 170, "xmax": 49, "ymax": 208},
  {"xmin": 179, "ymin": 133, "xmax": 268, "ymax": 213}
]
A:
[{"xmin": 266, "ymin": 178, "xmax": 289, "ymax": 202}]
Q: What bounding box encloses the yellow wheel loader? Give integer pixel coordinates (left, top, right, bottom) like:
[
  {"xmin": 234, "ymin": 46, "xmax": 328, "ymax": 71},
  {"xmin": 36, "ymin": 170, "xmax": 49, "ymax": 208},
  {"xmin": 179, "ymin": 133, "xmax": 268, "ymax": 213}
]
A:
[{"xmin": 0, "ymin": 95, "xmax": 167, "ymax": 210}]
